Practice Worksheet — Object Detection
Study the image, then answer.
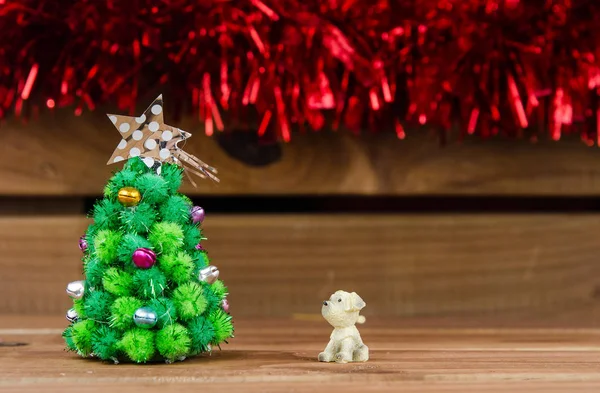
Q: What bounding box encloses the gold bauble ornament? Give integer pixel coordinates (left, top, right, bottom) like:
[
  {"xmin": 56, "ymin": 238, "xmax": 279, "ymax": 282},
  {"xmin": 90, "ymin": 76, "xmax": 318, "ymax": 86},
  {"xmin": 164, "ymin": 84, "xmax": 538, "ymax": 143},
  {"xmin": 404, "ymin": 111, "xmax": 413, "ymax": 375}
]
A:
[{"xmin": 117, "ymin": 187, "xmax": 141, "ymax": 207}]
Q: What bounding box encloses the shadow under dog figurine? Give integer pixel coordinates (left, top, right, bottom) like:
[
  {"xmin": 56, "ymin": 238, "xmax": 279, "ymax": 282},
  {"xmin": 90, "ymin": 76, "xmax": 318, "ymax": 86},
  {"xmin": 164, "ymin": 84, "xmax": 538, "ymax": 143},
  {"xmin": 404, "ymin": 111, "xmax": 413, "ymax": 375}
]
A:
[{"xmin": 318, "ymin": 290, "xmax": 368, "ymax": 363}]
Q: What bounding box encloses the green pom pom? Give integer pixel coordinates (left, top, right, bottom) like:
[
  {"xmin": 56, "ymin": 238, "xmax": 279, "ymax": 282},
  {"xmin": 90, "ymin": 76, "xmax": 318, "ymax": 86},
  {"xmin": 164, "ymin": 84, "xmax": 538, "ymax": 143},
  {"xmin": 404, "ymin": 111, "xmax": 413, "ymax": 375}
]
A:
[
  {"xmin": 71, "ymin": 319, "xmax": 97, "ymax": 356},
  {"xmin": 94, "ymin": 229, "xmax": 122, "ymax": 265},
  {"xmin": 113, "ymin": 169, "xmax": 139, "ymax": 186},
  {"xmin": 84, "ymin": 225, "xmax": 100, "ymax": 254},
  {"xmin": 202, "ymin": 285, "xmax": 221, "ymax": 313},
  {"xmin": 84, "ymin": 257, "xmax": 104, "ymax": 288},
  {"xmin": 102, "ymin": 268, "xmax": 134, "ymax": 297},
  {"xmin": 133, "ymin": 267, "xmax": 167, "ymax": 299},
  {"xmin": 72, "ymin": 298, "xmax": 86, "ymax": 318},
  {"xmin": 159, "ymin": 195, "xmax": 191, "ymax": 226},
  {"xmin": 92, "ymin": 325, "xmax": 121, "ymax": 360},
  {"xmin": 187, "ymin": 316, "xmax": 215, "ymax": 353},
  {"xmin": 117, "ymin": 233, "xmax": 153, "ymax": 265},
  {"xmin": 156, "ymin": 324, "xmax": 191, "ymax": 361},
  {"xmin": 158, "ymin": 251, "xmax": 194, "ymax": 285},
  {"xmin": 172, "ymin": 282, "xmax": 207, "ymax": 321},
  {"xmin": 180, "ymin": 195, "xmax": 193, "ymax": 205},
  {"xmin": 104, "ymin": 170, "xmax": 138, "ymax": 199},
  {"xmin": 63, "ymin": 326, "xmax": 77, "ymax": 351},
  {"xmin": 209, "ymin": 309, "xmax": 234, "ymax": 344},
  {"xmin": 83, "ymin": 291, "xmax": 114, "ymax": 322},
  {"xmin": 110, "ymin": 297, "xmax": 143, "ymax": 330},
  {"xmin": 148, "ymin": 297, "xmax": 177, "ymax": 328},
  {"xmin": 103, "ymin": 184, "xmax": 114, "ymax": 199},
  {"xmin": 119, "ymin": 328, "xmax": 156, "ymax": 363},
  {"xmin": 135, "ymin": 173, "xmax": 169, "ymax": 204},
  {"xmin": 149, "ymin": 222, "xmax": 184, "ymax": 254},
  {"xmin": 93, "ymin": 199, "xmax": 122, "ymax": 229},
  {"xmin": 183, "ymin": 224, "xmax": 202, "ymax": 250},
  {"xmin": 160, "ymin": 163, "xmax": 183, "ymax": 193},
  {"xmin": 210, "ymin": 280, "xmax": 229, "ymax": 300},
  {"xmin": 192, "ymin": 251, "xmax": 209, "ymax": 277},
  {"xmin": 124, "ymin": 157, "xmax": 151, "ymax": 174},
  {"xmin": 119, "ymin": 203, "xmax": 157, "ymax": 234}
]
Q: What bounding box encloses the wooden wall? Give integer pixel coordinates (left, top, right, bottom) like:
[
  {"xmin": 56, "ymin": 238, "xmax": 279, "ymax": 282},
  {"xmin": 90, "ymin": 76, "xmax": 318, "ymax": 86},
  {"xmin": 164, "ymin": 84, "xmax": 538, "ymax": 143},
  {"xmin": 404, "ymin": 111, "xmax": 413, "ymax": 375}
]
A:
[
  {"xmin": 1, "ymin": 111, "xmax": 600, "ymax": 325},
  {"xmin": 3, "ymin": 111, "xmax": 600, "ymax": 196}
]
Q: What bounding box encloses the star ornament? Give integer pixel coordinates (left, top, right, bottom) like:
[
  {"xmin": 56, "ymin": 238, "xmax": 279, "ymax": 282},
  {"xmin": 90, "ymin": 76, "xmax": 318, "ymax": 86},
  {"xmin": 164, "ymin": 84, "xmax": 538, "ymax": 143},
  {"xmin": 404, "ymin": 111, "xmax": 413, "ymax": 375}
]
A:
[{"xmin": 106, "ymin": 95, "xmax": 219, "ymax": 184}]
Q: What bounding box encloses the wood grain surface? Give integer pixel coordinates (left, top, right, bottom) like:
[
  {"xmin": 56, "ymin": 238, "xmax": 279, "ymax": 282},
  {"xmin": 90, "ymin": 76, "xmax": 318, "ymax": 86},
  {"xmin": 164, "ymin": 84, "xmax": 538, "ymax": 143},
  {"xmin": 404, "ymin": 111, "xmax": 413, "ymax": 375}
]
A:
[
  {"xmin": 1, "ymin": 316, "xmax": 600, "ymax": 392},
  {"xmin": 1, "ymin": 214, "xmax": 599, "ymax": 323},
  {"xmin": 3, "ymin": 110, "xmax": 600, "ymax": 196}
]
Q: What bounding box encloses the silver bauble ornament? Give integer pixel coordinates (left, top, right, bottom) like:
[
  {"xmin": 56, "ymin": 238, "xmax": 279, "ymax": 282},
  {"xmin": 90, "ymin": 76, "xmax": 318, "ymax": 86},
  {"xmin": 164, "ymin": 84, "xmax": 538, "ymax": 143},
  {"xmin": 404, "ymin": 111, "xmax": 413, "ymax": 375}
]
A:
[
  {"xmin": 133, "ymin": 307, "xmax": 158, "ymax": 328},
  {"xmin": 66, "ymin": 280, "xmax": 85, "ymax": 299},
  {"xmin": 198, "ymin": 265, "xmax": 219, "ymax": 284},
  {"xmin": 66, "ymin": 308, "xmax": 79, "ymax": 323}
]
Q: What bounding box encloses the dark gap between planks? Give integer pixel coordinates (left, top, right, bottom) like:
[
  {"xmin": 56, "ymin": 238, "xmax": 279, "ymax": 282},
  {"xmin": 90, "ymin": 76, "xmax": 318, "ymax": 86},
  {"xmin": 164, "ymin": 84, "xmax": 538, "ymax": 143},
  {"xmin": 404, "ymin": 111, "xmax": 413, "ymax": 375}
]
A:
[{"xmin": 2, "ymin": 195, "xmax": 600, "ymax": 215}]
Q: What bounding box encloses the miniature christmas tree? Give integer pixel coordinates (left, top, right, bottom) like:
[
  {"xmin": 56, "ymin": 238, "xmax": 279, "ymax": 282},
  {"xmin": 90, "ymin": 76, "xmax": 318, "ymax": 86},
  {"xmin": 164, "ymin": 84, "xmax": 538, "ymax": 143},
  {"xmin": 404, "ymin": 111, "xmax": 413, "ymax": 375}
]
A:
[{"xmin": 63, "ymin": 96, "xmax": 233, "ymax": 363}]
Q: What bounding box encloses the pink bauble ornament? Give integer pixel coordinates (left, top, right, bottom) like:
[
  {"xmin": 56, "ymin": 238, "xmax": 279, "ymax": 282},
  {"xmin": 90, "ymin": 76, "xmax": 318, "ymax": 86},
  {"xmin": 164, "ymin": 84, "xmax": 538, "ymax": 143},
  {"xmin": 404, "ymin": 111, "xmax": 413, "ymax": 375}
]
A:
[
  {"xmin": 195, "ymin": 243, "xmax": 204, "ymax": 251},
  {"xmin": 79, "ymin": 235, "xmax": 87, "ymax": 252},
  {"xmin": 222, "ymin": 299, "xmax": 230, "ymax": 313},
  {"xmin": 190, "ymin": 206, "xmax": 205, "ymax": 224},
  {"xmin": 132, "ymin": 248, "xmax": 156, "ymax": 269}
]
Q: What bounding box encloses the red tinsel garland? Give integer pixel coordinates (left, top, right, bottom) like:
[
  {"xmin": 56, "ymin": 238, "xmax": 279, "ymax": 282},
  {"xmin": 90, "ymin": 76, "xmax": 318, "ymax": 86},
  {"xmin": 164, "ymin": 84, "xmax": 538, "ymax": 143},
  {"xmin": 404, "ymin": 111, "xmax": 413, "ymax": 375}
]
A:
[{"xmin": 1, "ymin": 0, "xmax": 600, "ymax": 143}]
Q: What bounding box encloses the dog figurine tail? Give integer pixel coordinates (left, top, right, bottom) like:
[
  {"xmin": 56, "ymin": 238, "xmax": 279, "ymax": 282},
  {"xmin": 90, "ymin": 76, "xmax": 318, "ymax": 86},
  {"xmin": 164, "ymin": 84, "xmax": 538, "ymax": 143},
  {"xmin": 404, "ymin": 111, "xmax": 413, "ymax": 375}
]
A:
[{"xmin": 357, "ymin": 315, "xmax": 366, "ymax": 324}]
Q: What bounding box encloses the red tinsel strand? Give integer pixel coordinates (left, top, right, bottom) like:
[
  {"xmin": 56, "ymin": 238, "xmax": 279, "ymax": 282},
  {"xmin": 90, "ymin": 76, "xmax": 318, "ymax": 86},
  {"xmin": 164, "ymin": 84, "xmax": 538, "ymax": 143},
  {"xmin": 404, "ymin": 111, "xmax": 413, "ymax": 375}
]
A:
[{"xmin": 1, "ymin": 0, "xmax": 600, "ymax": 143}]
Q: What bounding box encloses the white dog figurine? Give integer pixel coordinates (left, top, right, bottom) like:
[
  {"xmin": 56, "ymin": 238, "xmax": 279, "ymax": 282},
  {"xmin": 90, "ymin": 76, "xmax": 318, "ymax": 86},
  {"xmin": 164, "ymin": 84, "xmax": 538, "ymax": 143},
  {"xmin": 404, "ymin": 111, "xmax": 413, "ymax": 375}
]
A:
[{"xmin": 318, "ymin": 290, "xmax": 368, "ymax": 363}]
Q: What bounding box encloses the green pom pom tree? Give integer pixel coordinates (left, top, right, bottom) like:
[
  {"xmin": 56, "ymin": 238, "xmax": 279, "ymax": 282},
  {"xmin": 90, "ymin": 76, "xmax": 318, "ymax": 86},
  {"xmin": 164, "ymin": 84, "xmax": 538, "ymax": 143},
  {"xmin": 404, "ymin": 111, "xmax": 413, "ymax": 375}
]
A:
[{"xmin": 64, "ymin": 158, "xmax": 233, "ymax": 364}]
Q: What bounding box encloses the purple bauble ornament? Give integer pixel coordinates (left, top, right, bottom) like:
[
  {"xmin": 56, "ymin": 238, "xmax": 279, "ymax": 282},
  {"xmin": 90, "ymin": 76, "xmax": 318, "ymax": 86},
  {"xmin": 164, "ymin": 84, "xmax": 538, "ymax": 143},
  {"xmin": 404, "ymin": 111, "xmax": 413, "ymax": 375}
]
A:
[
  {"xmin": 222, "ymin": 299, "xmax": 230, "ymax": 313},
  {"xmin": 132, "ymin": 248, "xmax": 156, "ymax": 269},
  {"xmin": 190, "ymin": 206, "xmax": 205, "ymax": 224},
  {"xmin": 195, "ymin": 243, "xmax": 204, "ymax": 251},
  {"xmin": 78, "ymin": 235, "xmax": 88, "ymax": 252}
]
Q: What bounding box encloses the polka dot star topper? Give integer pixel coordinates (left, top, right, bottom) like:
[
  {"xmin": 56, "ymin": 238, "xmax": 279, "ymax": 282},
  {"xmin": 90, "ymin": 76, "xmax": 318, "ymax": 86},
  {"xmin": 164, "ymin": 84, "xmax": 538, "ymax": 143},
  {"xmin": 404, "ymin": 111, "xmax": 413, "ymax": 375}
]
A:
[{"xmin": 107, "ymin": 94, "xmax": 219, "ymax": 185}]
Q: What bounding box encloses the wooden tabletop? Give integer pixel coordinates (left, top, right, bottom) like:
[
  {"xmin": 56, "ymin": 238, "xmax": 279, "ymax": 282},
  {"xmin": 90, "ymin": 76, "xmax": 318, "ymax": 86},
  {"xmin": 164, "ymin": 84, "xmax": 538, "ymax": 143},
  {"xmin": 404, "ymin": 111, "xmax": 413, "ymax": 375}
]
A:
[{"xmin": 1, "ymin": 316, "xmax": 599, "ymax": 392}]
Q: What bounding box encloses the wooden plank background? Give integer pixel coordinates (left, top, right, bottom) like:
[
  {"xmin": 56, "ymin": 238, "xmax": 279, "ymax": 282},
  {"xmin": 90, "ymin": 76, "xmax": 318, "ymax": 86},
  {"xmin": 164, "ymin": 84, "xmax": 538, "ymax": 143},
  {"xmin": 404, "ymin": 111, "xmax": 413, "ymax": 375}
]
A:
[
  {"xmin": 2, "ymin": 110, "xmax": 600, "ymax": 326},
  {"xmin": 1, "ymin": 214, "xmax": 599, "ymax": 324},
  {"xmin": 3, "ymin": 110, "xmax": 600, "ymax": 196}
]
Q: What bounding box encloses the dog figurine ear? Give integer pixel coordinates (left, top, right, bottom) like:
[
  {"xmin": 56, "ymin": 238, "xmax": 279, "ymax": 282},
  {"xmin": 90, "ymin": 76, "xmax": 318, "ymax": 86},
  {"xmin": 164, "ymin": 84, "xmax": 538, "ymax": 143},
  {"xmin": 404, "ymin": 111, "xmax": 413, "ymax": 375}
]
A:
[{"xmin": 345, "ymin": 292, "xmax": 366, "ymax": 312}]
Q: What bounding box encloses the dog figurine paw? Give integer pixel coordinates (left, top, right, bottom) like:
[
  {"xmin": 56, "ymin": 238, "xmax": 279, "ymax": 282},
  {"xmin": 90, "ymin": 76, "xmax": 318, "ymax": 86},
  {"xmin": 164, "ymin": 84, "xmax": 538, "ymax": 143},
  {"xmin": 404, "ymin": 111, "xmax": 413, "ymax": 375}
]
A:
[{"xmin": 319, "ymin": 290, "xmax": 368, "ymax": 363}]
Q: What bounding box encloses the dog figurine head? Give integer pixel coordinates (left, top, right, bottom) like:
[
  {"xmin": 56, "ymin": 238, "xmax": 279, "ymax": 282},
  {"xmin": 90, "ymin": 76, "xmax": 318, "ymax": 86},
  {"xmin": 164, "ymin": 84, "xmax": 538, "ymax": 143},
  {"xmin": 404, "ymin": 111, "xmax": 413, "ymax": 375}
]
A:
[{"xmin": 322, "ymin": 290, "xmax": 366, "ymax": 328}]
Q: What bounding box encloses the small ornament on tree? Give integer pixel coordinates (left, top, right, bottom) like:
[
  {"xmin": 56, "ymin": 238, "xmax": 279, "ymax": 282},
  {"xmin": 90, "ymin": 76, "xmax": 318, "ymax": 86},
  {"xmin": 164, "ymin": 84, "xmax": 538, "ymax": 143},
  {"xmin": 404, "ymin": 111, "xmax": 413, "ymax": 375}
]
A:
[
  {"xmin": 132, "ymin": 248, "xmax": 156, "ymax": 269},
  {"xmin": 117, "ymin": 187, "xmax": 142, "ymax": 207},
  {"xmin": 66, "ymin": 308, "xmax": 79, "ymax": 323},
  {"xmin": 78, "ymin": 236, "xmax": 87, "ymax": 252},
  {"xmin": 66, "ymin": 281, "xmax": 85, "ymax": 299},
  {"xmin": 198, "ymin": 266, "xmax": 219, "ymax": 284},
  {"xmin": 63, "ymin": 95, "xmax": 234, "ymax": 364},
  {"xmin": 190, "ymin": 206, "xmax": 205, "ymax": 224},
  {"xmin": 133, "ymin": 307, "xmax": 158, "ymax": 329}
]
